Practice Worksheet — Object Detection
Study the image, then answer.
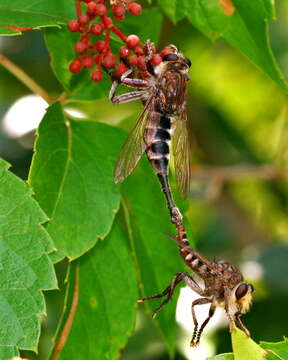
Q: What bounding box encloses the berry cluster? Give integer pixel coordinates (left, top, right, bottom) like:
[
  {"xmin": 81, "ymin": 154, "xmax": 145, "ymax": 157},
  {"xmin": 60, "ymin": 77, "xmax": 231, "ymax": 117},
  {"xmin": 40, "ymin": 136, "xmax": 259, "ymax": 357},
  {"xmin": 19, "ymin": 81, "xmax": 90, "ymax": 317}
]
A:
[{"xmin": 68, "ymin": 0, "xmax": 164, "ymax": 82}]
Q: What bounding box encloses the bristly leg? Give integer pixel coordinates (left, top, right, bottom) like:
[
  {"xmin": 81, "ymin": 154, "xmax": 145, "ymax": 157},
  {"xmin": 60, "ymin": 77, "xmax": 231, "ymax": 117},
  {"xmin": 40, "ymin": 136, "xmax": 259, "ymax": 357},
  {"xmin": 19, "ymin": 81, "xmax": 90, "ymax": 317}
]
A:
[
  {"xmin": 235, "ymin": 312, "xmax": 250, "ymax": 337},
  {"xmin": 190, "ymin": 298, "xmax": 213, "ymax": 347},
  {"xmin": 191, "ymin": 302, "xmax": 215, "ymax": 347},
  {"xmin": 138, "ymin": 272, "xmax": 203, "ymax": 318}
]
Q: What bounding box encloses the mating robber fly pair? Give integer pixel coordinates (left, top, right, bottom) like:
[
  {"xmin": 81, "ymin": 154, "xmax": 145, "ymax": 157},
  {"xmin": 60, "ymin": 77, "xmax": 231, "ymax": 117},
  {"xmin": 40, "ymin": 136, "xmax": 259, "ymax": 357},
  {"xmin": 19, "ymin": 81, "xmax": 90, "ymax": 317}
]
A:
[
  {"xmin": 110, "ymin": 40, "xmax": 192, "ymax": 225},
  {"xmin": 108, "ymin": 40, "xmax": 254, "ymax": 345}
]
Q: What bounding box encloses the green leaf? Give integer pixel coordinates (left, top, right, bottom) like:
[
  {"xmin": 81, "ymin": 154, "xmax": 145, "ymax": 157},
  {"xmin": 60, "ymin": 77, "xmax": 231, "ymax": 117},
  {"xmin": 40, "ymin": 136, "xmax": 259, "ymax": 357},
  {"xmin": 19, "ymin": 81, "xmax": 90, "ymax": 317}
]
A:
[
  {"xmin": 261, "ymin": 337, "xmax": 288, "ymax": 360},
  {"xmin": 206, "ymin": 353, "xmax": 234, "ymax": 360},
  {"xmin": 28, "ymin": 102, "xmax": 124, "ymax": 261},
  {"xmin": 0, "ymin": 346, "xmax": 19, "ymax": 360},
  {"xmin": 0, "ymin": 0, "xmax": 75, "ymax": 35},
  {"xmin": 231, "ymin": 328, "xmax": 267, "ymax": 360},
  {"xmin": 157, "ymin": 0, "xmax": 189, "ymax": 23},
  {"xmin": 208, "ymin": 337, "xmax": 288, "ymax": 360},
  {"xmin": 45, "ymin": 8, "xmax": 163, "ymax": 101},
  {"xmin": 0, "ymin": 159, "xmax": 57, "ymax": 354},
  {"xmin": 164, "ymin": 0, "xmax": 287, "ymax": 92},
  {"xmin": 55, "ymin": 216, "xmax": 138, "ymax": 360},
  {"xmin": 121, "ymin": 160, "xmax": 184, "ymax": 356}
]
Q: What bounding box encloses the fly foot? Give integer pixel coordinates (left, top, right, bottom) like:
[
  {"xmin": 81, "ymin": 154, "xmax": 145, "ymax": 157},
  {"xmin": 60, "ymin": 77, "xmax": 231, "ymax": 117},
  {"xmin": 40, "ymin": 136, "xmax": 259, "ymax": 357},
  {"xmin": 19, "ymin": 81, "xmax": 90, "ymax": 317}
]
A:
[{"xmin": 171, "ymin": 207, "xmax": 183, "ymax": 225}]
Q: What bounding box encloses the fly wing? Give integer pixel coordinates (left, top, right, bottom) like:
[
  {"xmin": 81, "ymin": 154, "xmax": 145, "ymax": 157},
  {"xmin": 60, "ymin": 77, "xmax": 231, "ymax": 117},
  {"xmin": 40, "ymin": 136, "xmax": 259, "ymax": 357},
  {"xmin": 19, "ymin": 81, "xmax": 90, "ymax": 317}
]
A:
[
  {"xmin": 172, "ymin": 107, "xmax": 193, "ymax": 197},
  {"xmin": 114, "ymin": 94, "xmax": 155, "ymax": 184}
]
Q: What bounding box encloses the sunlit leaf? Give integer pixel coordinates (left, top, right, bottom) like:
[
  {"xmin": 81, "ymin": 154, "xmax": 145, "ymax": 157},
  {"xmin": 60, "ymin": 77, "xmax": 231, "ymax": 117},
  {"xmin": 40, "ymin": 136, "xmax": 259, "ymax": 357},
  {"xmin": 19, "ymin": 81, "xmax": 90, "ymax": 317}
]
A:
[
  {"xmin": 231, "ymin": 328, "xmax": 267, "ymax": 360},
  {"xmin": 261, "ymin": 337, "xmax": 288, "ymax": 360},
  {"xmin": 0, "ymin": 159, "xmax": 57, "ymax": 355},
  {"xmin": 28, "ymin": 101, "xmax": 123, "ymax": 261},
  {"xmin": 207, "ymin": 353, "xmax": 234, "ymax": 360}
]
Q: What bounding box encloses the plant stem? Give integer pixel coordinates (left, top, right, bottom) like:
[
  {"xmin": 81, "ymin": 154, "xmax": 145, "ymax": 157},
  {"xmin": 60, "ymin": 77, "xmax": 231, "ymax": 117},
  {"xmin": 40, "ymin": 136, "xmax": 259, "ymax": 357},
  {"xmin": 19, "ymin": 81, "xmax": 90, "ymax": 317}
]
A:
[
  {"xmin": 52, "ymin": 265, "xmax": 79, "ymax": 360},
  {"xmin": 190, "ymin": 164, "xmax": 280, "ymax": 181},
  {"xmin": 0, "ymin": 54, "xmax": 52, "ymax": 104}
]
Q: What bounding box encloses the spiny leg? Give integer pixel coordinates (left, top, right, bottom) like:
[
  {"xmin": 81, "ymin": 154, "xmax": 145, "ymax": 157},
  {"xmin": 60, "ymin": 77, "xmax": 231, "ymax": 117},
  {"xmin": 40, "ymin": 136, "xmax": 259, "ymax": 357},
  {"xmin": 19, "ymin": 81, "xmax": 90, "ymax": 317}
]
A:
[
  {"xmin": 191, "ymin": 303, "xmax": 216, "ymax": 347},
  {"xmin": 224, "ymin": 287, "xmax": 237, "ymax": 331},
  {"xmin": 138, "ymin": 272, "xmax": 203, "ymax": 318},
  {"xmin": 109, "ymin": 68, "xmax": 149, "ymax": 103},
  {"xmin": 235, "ymin": 312, "xmax": 250, "ymax": 337},
  {"xmin": 190, "ymin": 297, "xmax": 212, "ymax": 347},
  {"xmin": 110, "ymin": 90, "xmax": 147, "ymax": 104}
]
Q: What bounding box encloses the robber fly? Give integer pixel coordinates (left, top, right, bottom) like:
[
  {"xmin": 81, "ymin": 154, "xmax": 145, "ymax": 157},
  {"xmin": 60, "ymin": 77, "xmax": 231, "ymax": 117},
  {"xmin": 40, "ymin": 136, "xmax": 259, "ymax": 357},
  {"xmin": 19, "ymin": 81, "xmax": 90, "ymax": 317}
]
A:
[
  {"xmin": 109, "ymin": 41, "xmax": 192, "ymax": 224},
  {"xmin": 138, "ymin": 224, "xmax": 254, "ymax": 346}
]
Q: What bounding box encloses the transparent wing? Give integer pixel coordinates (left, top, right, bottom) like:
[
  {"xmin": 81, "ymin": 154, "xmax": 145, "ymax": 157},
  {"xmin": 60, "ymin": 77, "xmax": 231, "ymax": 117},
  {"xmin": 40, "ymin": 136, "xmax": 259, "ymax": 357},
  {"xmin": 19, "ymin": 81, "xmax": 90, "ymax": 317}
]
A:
[
  {"xmin": 114, "ymin": 95, "xmax": 156, "ymax": 184},
  {"xmin": 172, "ymin": 108, "xmax": 193, "ymax": 197}
]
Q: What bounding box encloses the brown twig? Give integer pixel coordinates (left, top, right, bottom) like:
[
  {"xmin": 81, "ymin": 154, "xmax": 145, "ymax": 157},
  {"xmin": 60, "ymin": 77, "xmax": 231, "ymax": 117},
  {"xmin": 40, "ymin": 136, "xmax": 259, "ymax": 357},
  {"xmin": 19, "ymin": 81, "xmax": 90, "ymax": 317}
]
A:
[
  {"xmin": 52, "ymin": 265, "xmax": 80, "ymax": 360},
  {"xmin": 0, "ymin": 54, "xmax": 52, "ymax": 104},
  {"xmin": 189, "ymin": 164, "xmax": 281, "ymax": 182}
]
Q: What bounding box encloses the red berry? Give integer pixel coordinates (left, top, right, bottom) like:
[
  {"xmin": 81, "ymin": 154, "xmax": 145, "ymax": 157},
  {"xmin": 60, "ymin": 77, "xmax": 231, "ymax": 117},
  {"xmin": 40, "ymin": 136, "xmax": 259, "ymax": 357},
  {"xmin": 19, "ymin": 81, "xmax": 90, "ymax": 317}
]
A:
[
  {"xmin": 119, "ymin": 46, "xmax": 130, "ymax": 58},
  {"xmin": 81, "ymin": 35, "xmax": 90, "ymax": 43},
  {"xmin": 82, "ymin": 0, "xmax": 92, "ymax": 3},
  {"xmin": 151, "ymin": 54, "xmax": 162, "ymax": 66},
  {"xmin": 102, "ymin": 16, "xmax": 113, "ymax": 28},
  {"xmin": 95, "ymin": 40, "xmax": 106, "ymax": 52},
  {"xmin": 74, "ymin": 41, "xmax": 87, "ymax": 53},
  {"xmin": 137, "ymin": 56, "xmax": 146, "ymax": 69},
  {"xmin": 78, "ymin": 14, "xmax": 90, "ymax": 25},
  {"xmin": 90, "ymin": 23, "xmax": 103, "ymax": 35},
  {"xmin": 68, "ymin": 20, "xmax": 80, "ymax": 32},
  {"xmin": 87, "ymin": 2, "xmax": 97, "ymax": 14},
  {"xmin": 134, "ymin": 47, "xmax": 144, "ymax": 56},
  {"xmin": 114, "ymin": 63, "xmax": 128, "ymax": 78},
  {"xmin": 112, "ymin": 5, "xmax": 125, "ymax": 18},
  {"xmin": 82, "ymin": 55, "xmax": 94, "ymax": 69},
  {"xmin": 129, "ymin": 55, "xmax": 138, "ymax": 66},
  {"xmin": 102, "ymin": 55, "xmax": 116, "ymax": 68},
  {"xmin": 126, "ymin": 34, "xmax": 140, "ymax": 48},
  {"xmin": 114, "ymin": 14, "xmax": 125, "ymax": 22},
  {"xmin": 94, "ymin": 53, "xmax": 102, "ymax": 65},
  {"xmin": 91, "ymin": 68, "xmax": 103, "ymax": 82},
  {"xmin": 69, "ymin": 58, "xmax": 82, "ymax": 74},
  {"xmin": 160, "ymin": 48, "xmax": 173, "ymax": 58},
  {"xmin": 95, "ymin": 3, "xmax": 107, "ymax": 16},
  {"xmin": 127, "ymin": 2, "xmax": 142, "ymax": 15}
]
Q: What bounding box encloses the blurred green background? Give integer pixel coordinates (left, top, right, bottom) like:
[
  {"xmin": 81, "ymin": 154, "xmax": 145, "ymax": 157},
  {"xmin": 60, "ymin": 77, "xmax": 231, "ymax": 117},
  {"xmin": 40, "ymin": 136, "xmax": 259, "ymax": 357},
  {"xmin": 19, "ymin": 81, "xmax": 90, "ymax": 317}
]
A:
[{"xmin": 0, "ymin": 1, "xmax": 288, "ymax": 359}]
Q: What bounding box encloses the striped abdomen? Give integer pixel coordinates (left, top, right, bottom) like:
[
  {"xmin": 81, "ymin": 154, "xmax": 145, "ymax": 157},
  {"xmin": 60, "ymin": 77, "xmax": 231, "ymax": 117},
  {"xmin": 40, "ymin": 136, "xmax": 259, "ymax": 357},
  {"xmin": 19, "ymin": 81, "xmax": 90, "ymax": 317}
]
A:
[
  {"xmin": 177, "ymin": 225, "xmax": 216, "ymax": 278},
  {"xmin": 145, "ymin": 113, "xmax": 172, "ymax": 175}
]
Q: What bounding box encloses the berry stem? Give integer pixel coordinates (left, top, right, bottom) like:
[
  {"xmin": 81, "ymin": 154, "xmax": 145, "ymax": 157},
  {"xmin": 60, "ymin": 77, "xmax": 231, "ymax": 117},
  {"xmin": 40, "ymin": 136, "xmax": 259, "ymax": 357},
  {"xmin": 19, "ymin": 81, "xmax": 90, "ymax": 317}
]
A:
[
  {"xmin": 104, "ymin": 30, "xmax": 111, "ymax": 53},
  {"xmin": 0, "ymin": 53, "xmax": 52, "ymax": 104},
  {"xmin": 76, "ymin": 0, "xmax": 82, "ymax": 19},
  {"xmin": 111, "ymin": 25, "xmax": 127, "ymax": 42}
]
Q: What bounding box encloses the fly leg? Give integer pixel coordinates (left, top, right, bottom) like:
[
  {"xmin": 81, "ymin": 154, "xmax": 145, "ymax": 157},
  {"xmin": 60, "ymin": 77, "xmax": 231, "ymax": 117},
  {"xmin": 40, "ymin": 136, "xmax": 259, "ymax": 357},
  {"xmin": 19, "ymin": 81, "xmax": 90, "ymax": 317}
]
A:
[
  {"xmin": 190, "ymin": 301, "xmax": 215, "ymax": 347},
  {"xmin": 138, "ymin": 272, "xmax": 204, "ymax": 318},
  {"xmin": 109, "ymin": 69, "xmax": 150, "ymax": 104},
  {"xmin": 235, "ymin": 312, "xmax": 250, "ymax": 337}
]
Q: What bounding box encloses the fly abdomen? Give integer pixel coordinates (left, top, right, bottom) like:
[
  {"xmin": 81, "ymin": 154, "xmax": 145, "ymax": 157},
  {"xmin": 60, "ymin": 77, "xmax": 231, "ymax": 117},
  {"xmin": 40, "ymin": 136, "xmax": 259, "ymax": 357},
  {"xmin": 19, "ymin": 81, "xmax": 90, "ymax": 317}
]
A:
[
  {"xmin": 155, "ymin": 128, "xmax": 171, "ymax": 142},
  {"xmin": 151, "ymin": 141, "xmax": 170, "ymax": 155},
  {"xmin": 144, "ymin": 112, "xmax": 182, "ymax": 224},
  {"xmin": 146, "ymin": 114, "xmax": 172, "ymax": 175}
]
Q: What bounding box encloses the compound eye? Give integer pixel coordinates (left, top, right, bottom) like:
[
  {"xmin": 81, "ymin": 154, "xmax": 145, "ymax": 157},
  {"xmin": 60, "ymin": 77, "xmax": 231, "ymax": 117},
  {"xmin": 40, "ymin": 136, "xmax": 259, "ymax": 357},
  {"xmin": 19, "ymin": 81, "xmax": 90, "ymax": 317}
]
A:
[
  {"xmin": 184, "ymin": 57, "xmax": 192, "ymax": 67},
  {"xmin": 235, "ymin": 283, "xmax": 249, "ymax": 300},
  {"xmin": 162, "ymin": 53, "xmax": 179, "ymax": 61}
]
